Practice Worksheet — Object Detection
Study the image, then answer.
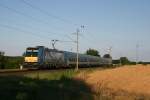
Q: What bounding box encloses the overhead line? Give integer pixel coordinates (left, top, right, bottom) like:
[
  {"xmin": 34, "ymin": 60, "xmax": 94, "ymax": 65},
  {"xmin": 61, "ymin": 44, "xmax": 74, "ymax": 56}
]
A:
[
  {"xmin": 0, "ymin": 24, "xmax": 75, "ymax": 44},
  {"xmin": 19, "ymin": 0, "xmax": 78, "ymax": 41},
  {"xmin": 0, "ymin": 24, "xmax": 52, "ymax": 40},
  {"xmin": 20, "ymin": 0, "xmax": 78, "ymax": 26},
  {"xmin": 9, "ymin": 22, "xmax": 72, "ymax": 39},
  {"xmin": 13, "ymin": 22, "xmax": 75, "ymax": 42},
  {"xmin": 0, "ymin": 3, "xmax": 65, "ymax": 31},
  {"xmin": 0, "ymin": 3, "xmax": 75, "ymax": 41}
]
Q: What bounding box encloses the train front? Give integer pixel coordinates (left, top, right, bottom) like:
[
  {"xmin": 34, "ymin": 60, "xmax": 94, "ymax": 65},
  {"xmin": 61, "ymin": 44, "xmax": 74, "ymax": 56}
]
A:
[{"xmin": 24, "ymin": 47, "xmax": 39, "ymax": 68}]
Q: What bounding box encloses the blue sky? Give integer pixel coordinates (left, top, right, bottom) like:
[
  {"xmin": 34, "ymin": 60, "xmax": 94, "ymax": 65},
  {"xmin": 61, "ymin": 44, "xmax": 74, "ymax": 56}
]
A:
[{"xmin": 0, "ymin": 0, "xmax": 150, "ymax": 61}]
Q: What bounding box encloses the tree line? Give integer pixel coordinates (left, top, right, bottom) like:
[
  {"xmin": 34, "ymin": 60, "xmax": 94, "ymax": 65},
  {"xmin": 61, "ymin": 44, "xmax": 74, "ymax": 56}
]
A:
[
  {"xmin": 0, "ymin": 51, "xmax": 23, "ymax": 69},
  {"xmin": 85, "ymin": 48, "xmax": 112, "ymax": 58},
  {"xmin": 85, "ymin": 49, "xmax": 149, "ymax": 65}
]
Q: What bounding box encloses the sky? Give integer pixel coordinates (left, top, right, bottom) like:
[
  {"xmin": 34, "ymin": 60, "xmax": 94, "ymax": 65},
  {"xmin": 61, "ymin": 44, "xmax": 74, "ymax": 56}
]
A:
[{"xmin": 0, "ymin": 0, "xmax": 150, "ymax": 62}]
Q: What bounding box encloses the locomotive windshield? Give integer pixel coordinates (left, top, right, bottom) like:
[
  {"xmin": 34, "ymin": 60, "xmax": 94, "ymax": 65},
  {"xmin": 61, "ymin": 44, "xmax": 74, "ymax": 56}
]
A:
[{"xmin": 25, "ymin": 48, "xmax": 38, "ymax": 57}]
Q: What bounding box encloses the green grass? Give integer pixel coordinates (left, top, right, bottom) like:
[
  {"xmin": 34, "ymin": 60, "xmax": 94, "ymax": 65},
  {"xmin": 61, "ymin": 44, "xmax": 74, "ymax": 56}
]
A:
[
  {"xmin": 25, "ymin": 69, "xmax": 77, "ymax": 80},
  {"xmin": 0, "ymin": 70, "xmax": 94, "ymax": 100}
]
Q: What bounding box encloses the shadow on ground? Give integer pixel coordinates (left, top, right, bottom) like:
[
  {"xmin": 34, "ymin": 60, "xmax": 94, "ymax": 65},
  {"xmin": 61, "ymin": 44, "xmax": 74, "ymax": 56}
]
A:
[{"xmin": 0, "ymin": 75, "xmax": 93, "ymax": 100}]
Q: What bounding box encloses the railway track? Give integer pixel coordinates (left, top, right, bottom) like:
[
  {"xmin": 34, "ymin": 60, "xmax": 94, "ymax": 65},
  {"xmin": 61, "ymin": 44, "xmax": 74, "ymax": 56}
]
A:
[
  {"xmin": 0, "ymin": 66, "xmax": 106, "ymax": 76},
  {"xmin": 0, "ymin": 69, "xmax": 28, "ymax": 73},
  {"xmin": 0, "ymin": 68, "xmax": 38, "ymax": 76}
]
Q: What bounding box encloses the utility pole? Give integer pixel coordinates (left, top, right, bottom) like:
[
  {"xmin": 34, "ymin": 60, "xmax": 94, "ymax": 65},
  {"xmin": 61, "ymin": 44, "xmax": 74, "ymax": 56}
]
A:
[
  {"xmin": 108, "ymin": 47, "xmax": 112, "ymax": 55},
  {"xmin": 119, "ymin": 53, "xmax": 122, "ymax": 66},
  {"xmin": 136, "ymin": 43, "xmax": 139, "ymax": 64},
  {"xmin": 75, "ymin": 26, "xmax": 84, "ymax": 71},
  {"xmin": 76, "ymin": 28, "xmax": 79, "ymax": 71}
]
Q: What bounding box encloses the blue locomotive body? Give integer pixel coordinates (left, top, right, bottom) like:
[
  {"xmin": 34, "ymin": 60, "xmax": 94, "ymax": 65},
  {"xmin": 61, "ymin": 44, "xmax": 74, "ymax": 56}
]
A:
[{"xmin": 24, "ymin": 46, "xmax": 112, "ymax": 68}]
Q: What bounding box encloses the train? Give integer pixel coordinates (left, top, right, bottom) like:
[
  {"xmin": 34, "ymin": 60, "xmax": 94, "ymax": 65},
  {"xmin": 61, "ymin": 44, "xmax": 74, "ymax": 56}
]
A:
[{"xmin": 23, "ymin": 46, "xmax": 112, "ymax": 68}]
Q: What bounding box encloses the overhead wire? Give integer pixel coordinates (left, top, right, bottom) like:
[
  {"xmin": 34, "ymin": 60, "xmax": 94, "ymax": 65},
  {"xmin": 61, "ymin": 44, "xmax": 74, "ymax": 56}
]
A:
[
  {"xmin": 81, "ymin": 30, "xmax": 113, "ymax": 55},
  {"xmin": 6, "ymin": 22, "xmax": 72, "ymax": 39},
  {"xmin": 0, "ymin": 3, "xmax": 67, "ymax": 32},
  {"xmin": 20, "ymin": 0, "xmax": 78, "ymax": 26},
  {"xmin": 0, "ymin": 24, "xmax": 52, "ymax": 40},
  {"xmin": 18, "ymin": 0, "xmax": 77, "ymax": 41},
  {"xmin": 0, "ymin": 23, "xmax": 76, "ymax": 48},
  {"xmin": 18, "ymin": 0, "xmax": 79, "ymax": 41},
  {"xmin": 78, "ymin": 29, "xmax": 104, "ymax": 54},
  {"xmin": 0, "ymin": 2, "xmax": 75, "ymax": 42}
]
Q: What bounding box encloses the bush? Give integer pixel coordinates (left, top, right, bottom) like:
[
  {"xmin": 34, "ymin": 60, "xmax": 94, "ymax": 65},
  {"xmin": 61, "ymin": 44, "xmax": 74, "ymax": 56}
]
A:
[{"xmin": 0, "ymin": 56, "xmax": 24, "ymax": 69}]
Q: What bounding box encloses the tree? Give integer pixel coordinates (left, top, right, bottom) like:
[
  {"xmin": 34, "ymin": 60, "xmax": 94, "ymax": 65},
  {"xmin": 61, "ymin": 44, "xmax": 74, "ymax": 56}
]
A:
[
  {"xmin": 0, "ymin": 51, "xmax": 5, "ymax": 69},
  {"xmin": 0, "ymin": 51, "xmax": 4, "ymax": 56},
  {"xmin": 86, "ymin": 48, "xmax": 100, "ymax": 57},
  {"xmin": 120, "ymin": 57, "xmax": 130, "ymax": 65},
  {"xmin": 103, "ymin": 54, "xmax": 112, "ymax": 58}
]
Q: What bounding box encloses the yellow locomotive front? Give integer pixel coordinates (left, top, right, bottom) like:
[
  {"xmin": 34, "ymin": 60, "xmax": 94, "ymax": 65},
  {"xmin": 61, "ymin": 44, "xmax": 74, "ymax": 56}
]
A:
[{"xmin": 24, "ymin": 47, "xmax": 39, "ymax": 67}]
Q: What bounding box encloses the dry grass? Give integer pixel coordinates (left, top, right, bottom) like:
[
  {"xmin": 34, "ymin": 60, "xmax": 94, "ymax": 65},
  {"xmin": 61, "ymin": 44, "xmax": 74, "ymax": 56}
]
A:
[{"xmin": 77, "ymin": 65, "xmax": 150, "ymax": 100}]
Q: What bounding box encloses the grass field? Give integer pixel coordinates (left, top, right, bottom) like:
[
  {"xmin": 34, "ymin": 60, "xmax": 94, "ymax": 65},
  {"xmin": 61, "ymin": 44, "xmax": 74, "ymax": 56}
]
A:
[
  {"xmin": 0, "ymin": 69, "xmax": 94, "ymax": 100},
  {"xmin": 82, "ymin": 65, "xmax": 150, "ymax": 100},
  {"xmin": 1, "ymin": 65, "xmax": 150, "ymax": 100}
]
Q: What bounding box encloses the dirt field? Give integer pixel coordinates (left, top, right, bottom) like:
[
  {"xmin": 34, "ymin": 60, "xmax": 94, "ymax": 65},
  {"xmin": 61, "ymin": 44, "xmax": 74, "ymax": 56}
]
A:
[{"xmin": 79, "ymin": 65, "xmax": 150, "ymax": 99}]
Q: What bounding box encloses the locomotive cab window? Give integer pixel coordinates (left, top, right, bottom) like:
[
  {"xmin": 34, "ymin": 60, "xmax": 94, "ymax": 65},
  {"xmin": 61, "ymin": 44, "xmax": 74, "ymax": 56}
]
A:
[{"xmin": 25, "ymin": 48, "xmax": 39, "ymax": 57}]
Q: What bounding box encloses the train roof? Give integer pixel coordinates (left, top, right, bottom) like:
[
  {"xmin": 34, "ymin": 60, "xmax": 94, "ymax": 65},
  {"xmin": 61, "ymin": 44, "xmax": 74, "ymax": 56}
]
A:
[{"xmin": 26, "ymin": 46, "xmax": 110, "ymax": 59}]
